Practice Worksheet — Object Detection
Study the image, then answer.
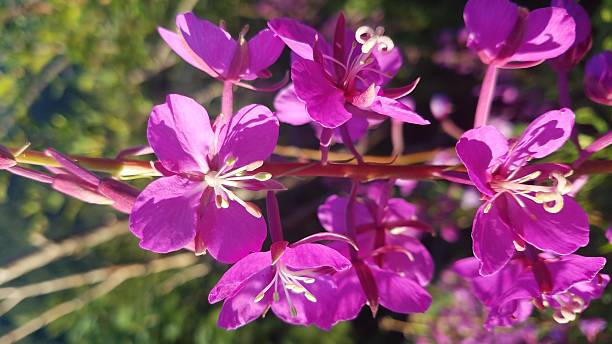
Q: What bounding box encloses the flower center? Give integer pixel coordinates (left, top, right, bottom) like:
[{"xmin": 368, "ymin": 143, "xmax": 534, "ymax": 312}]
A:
[
  {"xmin": 203, "ymin": 156, "xmax": 272, "ymax": 218},
  {"xmin": 486, "ymin": 169, "xmax": 573, "ymax": 214},
  {"xmin": 254, "ymin": 262, "xmax": 317, "ymax": 317},
  {"xmin": 545, "ymin": 292, "xmax": 586, "ymax": 324}
]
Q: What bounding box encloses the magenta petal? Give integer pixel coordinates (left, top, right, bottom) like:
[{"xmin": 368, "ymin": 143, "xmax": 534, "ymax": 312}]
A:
[
  {"xmin": 217, "ymin": 267, "xmax": 274, "ymax": 330},
  {"xmin": 504, "ymin": 108, "xmax": 574, "ymax": 169},
  {"xmin": 129, "ymin": 175, "xmax": 202, "ymax": 253},
  {"xmin": 148, "ymin": 94, "xmax": 213, "ymax": 173},
  {"xmin": 383, "ymin": 198, "xmax": 418, "ymax": 224},
  {"xmin": 97, "ymin": 178, "xmax": 140, "ymax": 213},
  {"xmin": 271, "ymin": 274, "xmax": 340, "ymax": 329},
  {"xmin": 510, "ymin": 7, "xmax": 576, "ymax": 63},
  {"xmin": 292, "ymin": 58, "xmax": 351, "ymax": 128},
  {"xmin": 244, "ymin": 29, "xmax": 284, "ymax": 80},
  {"xmin": 463, "ymin": 0, "xmax": 519, "ymax": 63},
  {"xmin": 317, "ymin": 195, "xmax": 371, "ymax": 234},
  {"xmin": 371, "ymin": 267, "xmax": 432, "ymax": 314},
  {"xmin": 545, "ymin": 255, "xmax": 606, "ymax": 294},
  {"xmin": 508, "ymin": 195, "xmax": 589, "ymax": 255},
  {"xmin": 383, "ymin": 235, "xmax": 434, "ymax": 286},
  {"xmin": 178, "ymin": 13, "xmax": 237, "ymax": 78},
  {"xmin": 46, "ymin": 148, "xmax": 100, "ymax": 187},
  {"xmin": 282, "ymin": 243, "xmax": 351, "ymax": 272},
  {"xmin": 453, "ymin": 257, "xmax": 481, "ymax": 278},
  {"xmin": 267, "ymin": 18, "xmax": 322, "ymax": 61},
  {"xmin": 158, "ymin": 26, "xmax": 218, "ymax": 77},
  {"xmin": 456, "ymin": 126, "xmax": 509, "ymax": 196},
  {"xmin": 209, "ymin": 252, "xmax": 271, "ymax": 303},
  {"xmin": 52, "ymin": 174, "xmax": 112, "ymax": 205},
  {"xmin": 200, "ymin": 200, "xmax": 267, "ymax": 263},
  {"xmin": 472, "ymin": 202, "xmax": 515, "ymax": 276},
  {"xmin": 332, "ymin": 269, "xmax": 366, "ymax": 321},
  {"xmin": 371, "ymin": 47, "xmax": 402, "ymax": 85},
  {"xmin": 368, "ymin": 96, "xmax": 430, "ymax": 125},
  {"xmin": 217, "ymin": 104, "xmax": 279, "ymax": 167},
  {"xmin": 273, "ymin": 84, "xmax": 312, "ymax": 126}
]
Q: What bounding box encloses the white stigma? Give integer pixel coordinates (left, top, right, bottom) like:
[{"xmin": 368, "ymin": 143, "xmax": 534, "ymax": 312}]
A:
[{"xmin": 355, "ymin": 25, "xmax": 394, "ymax": 54}]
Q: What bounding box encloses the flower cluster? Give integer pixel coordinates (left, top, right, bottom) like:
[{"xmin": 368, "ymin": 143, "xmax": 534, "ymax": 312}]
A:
[{"xmin": 1, "ymin": 0, "xmax": 610, "ymax": 337}]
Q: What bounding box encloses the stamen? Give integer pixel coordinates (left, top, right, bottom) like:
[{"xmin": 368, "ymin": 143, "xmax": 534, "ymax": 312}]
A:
[{"xmin": 355, "ymin": 25, "xmax": 394, "ymax": 54}]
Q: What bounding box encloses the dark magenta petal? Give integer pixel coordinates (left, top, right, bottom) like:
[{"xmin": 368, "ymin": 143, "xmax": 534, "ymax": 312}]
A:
[
  {"xmin": 382, "ymin": 235, "xmax": 434, "ymax": 286},
  {"xmin": 282, "ymin": 243, "xmax": 351, "ymax": 272},
  {"xmin": 584, "ymin": 51, "xmax": 612, "ymax": 106},
  {"xmin": 507, "ymin": 195, "xmax": 589, "ymax": 255},
  {"xmin": 291, "ymin": 58, "xmax": 351, "ymax": 128},
  {"xmin": 510, "ymin": 7, "xmax": 576, "ymax": 63},
  {"xmin": 545, "ymin": 254, "xmax": 606, "ymax": 294},
  {"xmin": 472, "ymin": 202, "xmax": 516, "ymax": 276},
  {"xmin": 274, "ymin": 84, "xmax": 312, "ymax": 126},
  {"xmin": 456, "ymin": 126, "xmax": 509, "ymax": 196},
  {"xmin": 317, "ymin": 195, "xmax": 372, "ymax": 234},
  {"xmin": 371, "ymin": 47, "xmax": 402, "ymax": 85},
  {"xmin": 158, "ymin": 26, "xmax": 219, "ymax": 78},
  {"xmin": 216, "ymin": 104, "xmax": 279, "ymax": 167},
  {"xmin": 503, "ymin": 108, "xmax": 574, "ymax": 171},
  {"xmin": 217, "ymin": 267, "xmax": 275, "ymax": 330},
  {"xmin": 129, "ymin": 175, "xmax": 202, "ymax": 253},
  {"xmin": 98, "ymin": 178, "xmax": 140, "ymax": 213},
  {"xmin": 199, "ymin": 199, "xmax": 267, "ymax": 263},
  {"xmin": 371, "ymin": 266, "xmax": 432, "ymax": 314},
  {"xmin": 209, "ymin": 252, "xmax": 271, "ymax": 303},
  {"xmin": 148, "ymin": 94, "xmax": 213, "ymax": 174},
  {"xmin": 244, "ymin": 29, "xmax": 284, "ymax": 80},
  {"xmin": 267, "ymin": 18, "xmax": 328, "ymax": 61},
  {"xmin": 331, "ymin": 268, "xmax": 366, "ymax": 321},
  {"xmin": 463, "ymin": 0, "xmax": 519, "ymax": 64},
  {"xmin": 178, "ymin": 13, "xmax": 237, "ymax": 78}
]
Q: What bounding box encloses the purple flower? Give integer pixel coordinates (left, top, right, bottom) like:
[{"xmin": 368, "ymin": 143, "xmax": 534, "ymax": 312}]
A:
[
  {"xmin": 208, "ymin": 240, "xmax": 351, "ymax": 330},
  {"xmin": 456, "ymin": 109, "xmax": 589, "ymax": 275},
  {"xmin": 159, "ymin": 12, "xmax": 285, "ymax": 89},
  {"xmin": 579, "ymin": 318, "xmax": 607, "ymax": 343},
  {"xmin": 464, "ymin": 0, "xmax": 576, "ymax": 68},
  {"xmin": 548, "ymin": 0, "xmax": 592, "ymax": 72},
  {"xmin": 45, "ymin": 148, "xmax": 140, "ymax": 213},
  {"xmin": 454, "ymin": 252, "xmax": 608, "ymax": 329},
  {"xmin": 584, "ymin": 51, "xmax": 612, "ymax": 106},
  {"xmin": 317, "ymin": 181, "xmax": 433, "ymax": 318},
  {"xmin": 129, "ymin": 94, "xmax": 281, "ymax": 263},
  {"xmin": 269, "ymin": 14, "xmax": 428, "ymax": 144}
]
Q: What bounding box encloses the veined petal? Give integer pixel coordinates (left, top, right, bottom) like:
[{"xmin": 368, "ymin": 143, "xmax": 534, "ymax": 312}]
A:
[
  {"xmin": 317, "ymin": 195, "xmax": 372, "ymax": 234},
  {"xmin": 209, "ymin": 252, "xmax": 271, "ymax": 303},
  {"xmin": 158, "ymin": 26, "xmax": 219, "ymax": 77},
  {"xmin": 148, "ymin": 94, "xmax": 213, "ymax": 173},
  {"xmin": 244, "ymin": 29, "xmax": 284, "ymax": 80},
  {"xmin": 268, "ymin": 18, "xmax": 326, "ymax": 61},
  {"xmin": 331, "ymin": 268, "xmax": 366, "ymax": 321},
  {"xmin": 282, "ymin": 243, "xmax": 351, "ymax": 272},
  {"xmin": 371, "ymin": 266, "xmax": 432, "ymax": 314},
  {"xmin": 545, "ymin": 255, "xmax": 606, "ymax": 294},
  {"xmin": 129, "ymin": 175, "xmax": 202, "ymax": 253},
  {"xmin": 274, "ymin": 84, "xmax": 312, "ymax": 126},
  {"xmin": 472, "ymin": 201, "xmax": 515, "ymax": 276},
  {"xmin": 368, "ymin": 96, "xmax": 430, "ymax": 125}
]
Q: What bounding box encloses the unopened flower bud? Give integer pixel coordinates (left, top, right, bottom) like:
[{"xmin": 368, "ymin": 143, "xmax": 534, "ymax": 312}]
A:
[{"xmin": 584, "ymin": 51, "xmax": 612, "ymax": 106}]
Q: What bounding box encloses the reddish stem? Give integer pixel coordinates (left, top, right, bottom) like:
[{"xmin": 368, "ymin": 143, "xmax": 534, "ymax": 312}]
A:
[{"xmin": 474, "ymin": 64, "xmax": 498, "ymax": 128}]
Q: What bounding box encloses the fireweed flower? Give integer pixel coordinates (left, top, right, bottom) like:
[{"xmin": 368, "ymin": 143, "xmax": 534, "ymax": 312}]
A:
[
  {"xmin": 548, "ymin": 0, "xmax": 592, "ymax": 72},
  {"xmin": 45, "ymin": 148, "xmax": 140, "ymax": 214},
  {"xmin": 584, "ymin": 51, "xmax": 612, "ymax": 106},
  {"xmin": 158, "ymin": 12, "xmax": 285, "ymax": 89},
  {"xmin": 317, "ymin": 182, "xmax": 433, "ymax": 318},
  {"xmin": 269, "ymin": 14, "xmax": 428, "ymax": 152},
  {"xmin": 464, "ymin": 0, "xmax": 576, "ymax": 68},
  {"xmin": 129, "ymin": 94, "xmax": 281, "ymax": 263},
  {"xmin": 454, "ymin": 252, "xmax": 608, "ymax": 329},
  {"xmin": 208, "ymin": 240, "xmax": 351, "ymax": 330},
  {"xmin": 456, "ymin": 108, "xmax": 590, "ymax": 275}
]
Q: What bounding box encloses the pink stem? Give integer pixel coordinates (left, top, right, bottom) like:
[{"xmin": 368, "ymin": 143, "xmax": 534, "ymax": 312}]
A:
[
  {"xmin": 340, "ymin": 124, "xmax": 364, "ymax": 164},
  {"xmin": 391, "ymin": 119, "xmax": 404, "ymax": 157},
  {"xmin": 221, "ymin": 81, "xmax": 234, "ymax": 120},
  {"xmin": 473, "ymin": 64, "xmax": 498, "ymax": 128},
  {"xmin": 346, "ymin": 180, "xmax": 360, "ymax": 260},
  {"xmin": 573, "ymin": 131, "xmax": 612, "ymax": 168}
]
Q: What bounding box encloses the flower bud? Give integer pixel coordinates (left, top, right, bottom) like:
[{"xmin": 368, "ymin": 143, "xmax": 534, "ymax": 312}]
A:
[
  {"xmin": 0, "ymin": 145, "xmax": 16, "ymax": 170},
  {"xmin": 584, "ymin": 51, "xmax": 612, "ymax": 106},
  {"xmin": 549, "ymin": 0, "xmax": 592, "ymax": 72}
]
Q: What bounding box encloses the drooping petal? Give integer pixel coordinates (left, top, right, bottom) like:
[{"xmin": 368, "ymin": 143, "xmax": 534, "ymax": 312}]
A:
[
  {"xmin": 382, "ymin": 235, "xmax": 434, "ymax": 286},
  {"xmin": 463, "ymin": 0, "xmax": 519, "ymax": 64},
  {"xmin": 503, "ymin": 108, "xmax": 574, "ymax": 170},
  {"xmin": 272, "ymin": 274, "xmax": 341, "ymax": 329},
  {"xmin": 199, "ymin": 199, "xmax": 267, "ymax": 263},
  {"xmin": 178, "ymin": 13, "xmax": 237, "ymax": 78},
  {"xmin": 292, "ymin": 58, "xmax": 352, "ymax": 128},
  {"xmin": 371, "ymin": 266, "xmax": 432, "ymax": 314},
  {"xmin": 129, "ymin": 175, "xmax": 202, "ymax": 253},
  {"xmin": 368, "ymin": 96, "xmax": 430, "ymax": 125},
  {"xmin": 456, "ymin": 126, "xmax": 509, "ymax": 196},
  {"xmin": 268, "ymin": 18, "xmax": 326, "ymax": 61},
  {"xmin": 244, "ymin": 29, "xmax": 285, "ymax": 80},
  {"xmin": 217, "ymin": 267, "xmax": 275, "ymax": 330},
  {"xmin": 331, "ymin": 269, "xmax": 366, "ymax": 321},
  {"xmin": 281, "ymin": 243, "xmax": 351, "ymax": 272},
  {"xmin": 317, "ymin": 195, "xmax": 372, "ymax": 234},
  {"xmin": 148, "ymin": 94, "xmax": 213, "ymax": 173},
  {"xmin": 158, "ymin": 26, "xmax": 219, "ymax": 77},
  {"xmin": 216, "ymin": 104, "xmax": 279, "ymax": 167},
  {"xmin": 209, "ymin": 252, "xmax": 271, "ymax": 303},
  {"xmin": 509, "ymin": 7, "xmax": 576, "ymax": 63},
  {"xmin": 472, "ymin": 201, "xmax": 516, "ymax": 276},
  {"xmin": 507, "ymin": 195, "xmax": 589, "ymax": 255},
  {"xmin": 273, "ymin": 84, "xmax": 312, "ymax": 126},
  {"xmin": 545, "ymin": 255, "xmax": 606, "ymax": 294}
]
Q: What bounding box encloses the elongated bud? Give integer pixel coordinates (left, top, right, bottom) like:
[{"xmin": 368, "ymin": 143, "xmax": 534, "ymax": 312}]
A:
[
  {"xmin": 98, "ymin": 178, "xmax": 140, "ymax": 213},
  {"xmin": 0, "ymin": 145, "xmax": 16, "ymax": 170}
]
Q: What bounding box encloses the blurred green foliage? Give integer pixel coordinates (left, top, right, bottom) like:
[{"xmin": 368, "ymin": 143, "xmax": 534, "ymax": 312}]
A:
[{"xmin": 0, "ymin": 0, "xmax": 610, "ymax": 343}]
